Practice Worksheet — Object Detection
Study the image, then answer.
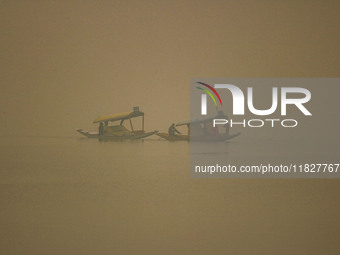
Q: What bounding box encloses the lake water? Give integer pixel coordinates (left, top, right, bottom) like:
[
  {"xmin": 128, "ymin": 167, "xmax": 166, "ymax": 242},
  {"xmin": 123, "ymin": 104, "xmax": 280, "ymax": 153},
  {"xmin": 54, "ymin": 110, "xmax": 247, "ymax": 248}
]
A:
[{"xmin": 0, "ymin": 136, "xmax": 339, "ymax": 254}]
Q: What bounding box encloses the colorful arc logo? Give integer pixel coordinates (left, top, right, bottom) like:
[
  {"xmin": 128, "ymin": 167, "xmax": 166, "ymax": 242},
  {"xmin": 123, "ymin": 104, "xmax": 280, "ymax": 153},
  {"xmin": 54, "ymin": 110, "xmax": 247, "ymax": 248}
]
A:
[{"xmin": 196, "ymin": 82, "xmax": 223, "ymax": 107}]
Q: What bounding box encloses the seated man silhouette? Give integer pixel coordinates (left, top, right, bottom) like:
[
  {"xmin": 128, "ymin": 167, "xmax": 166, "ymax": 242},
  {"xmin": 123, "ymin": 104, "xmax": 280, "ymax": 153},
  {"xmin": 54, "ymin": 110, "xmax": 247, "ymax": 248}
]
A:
[{"xmin": 168, "ymin": 123, "xmax": 181, "ymax": 136}]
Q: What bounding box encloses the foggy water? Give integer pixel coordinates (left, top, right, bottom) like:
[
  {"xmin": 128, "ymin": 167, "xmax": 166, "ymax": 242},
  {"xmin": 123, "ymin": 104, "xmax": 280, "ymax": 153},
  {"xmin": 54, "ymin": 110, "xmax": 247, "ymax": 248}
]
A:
[
  {"xmin": 1, "ymin": 1, "xmax": 340, "ymax": 254},
  {"xmin": 1, "ymin": 136, "xmax": 339, "ymax": 254}
]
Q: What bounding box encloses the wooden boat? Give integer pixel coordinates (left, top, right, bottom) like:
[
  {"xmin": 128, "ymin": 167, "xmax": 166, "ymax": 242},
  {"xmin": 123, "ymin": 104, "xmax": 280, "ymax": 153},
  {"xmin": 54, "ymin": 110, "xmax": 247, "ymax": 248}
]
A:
[
  {"xmin": 156, "ymin": 116, "xmax": 240, "ymax": 142},
  {"xmin": 156, "ymin": 133, "xmax": 189, "ymax": 141},
  {"xmin": 76, "ymin": 107, "xmax": 158, "ymax": 140}
]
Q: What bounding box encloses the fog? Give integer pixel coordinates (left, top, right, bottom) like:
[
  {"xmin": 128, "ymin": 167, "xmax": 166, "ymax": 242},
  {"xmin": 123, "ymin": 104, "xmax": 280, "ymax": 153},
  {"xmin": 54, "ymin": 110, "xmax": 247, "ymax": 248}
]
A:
[
  {"xmin": 1, "ymin": 1, "xmax": 340, "ymax": 254},
  {"xmin": 1, "ymin": 1, "xmax": 339, "ymax": 137}
]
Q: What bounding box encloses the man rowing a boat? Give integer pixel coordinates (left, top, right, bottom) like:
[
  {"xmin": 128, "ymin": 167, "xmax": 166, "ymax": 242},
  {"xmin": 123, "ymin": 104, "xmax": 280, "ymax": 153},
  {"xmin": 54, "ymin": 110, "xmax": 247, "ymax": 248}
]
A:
[{"xmin": 168, "ymin": 123, "xmax": 181, "ymax": 136}]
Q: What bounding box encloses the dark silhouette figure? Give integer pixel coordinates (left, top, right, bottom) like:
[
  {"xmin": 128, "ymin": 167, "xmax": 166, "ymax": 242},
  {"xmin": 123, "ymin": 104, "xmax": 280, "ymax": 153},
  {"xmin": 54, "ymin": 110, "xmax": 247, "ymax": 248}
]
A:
[
  {"xmin": 168, "ymin": 123, "xmax": 181, "ymax": 136},
  {"xmin": 98, "ymin": 122, "xmax": 104, "ymax": 135}
]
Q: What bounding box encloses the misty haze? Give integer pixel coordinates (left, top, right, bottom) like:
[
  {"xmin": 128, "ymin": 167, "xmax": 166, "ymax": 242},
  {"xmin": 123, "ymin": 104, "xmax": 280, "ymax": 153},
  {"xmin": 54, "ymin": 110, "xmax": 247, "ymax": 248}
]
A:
[{"xmin": 1, "ymin": 1, "xmax": 340, "ymax": 254}]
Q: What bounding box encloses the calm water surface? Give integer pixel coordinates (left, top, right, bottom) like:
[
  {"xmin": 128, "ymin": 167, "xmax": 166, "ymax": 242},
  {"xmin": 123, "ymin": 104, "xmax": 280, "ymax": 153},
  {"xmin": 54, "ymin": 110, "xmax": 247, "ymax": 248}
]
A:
[{"xmin": 0, "ymin": 136, "xmax": 339, "ymax": 254}]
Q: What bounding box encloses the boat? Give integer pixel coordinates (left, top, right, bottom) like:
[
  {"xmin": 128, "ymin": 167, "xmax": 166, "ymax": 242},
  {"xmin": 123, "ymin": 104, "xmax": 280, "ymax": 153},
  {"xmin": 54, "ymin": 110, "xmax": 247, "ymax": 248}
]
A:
[
  {"xmin": 156, "ymin": 114, "xmax": 240, "ymax": 142},
  {"xmin": 76, "ymin": 107, "xmax": 158, "ymax": 139}
]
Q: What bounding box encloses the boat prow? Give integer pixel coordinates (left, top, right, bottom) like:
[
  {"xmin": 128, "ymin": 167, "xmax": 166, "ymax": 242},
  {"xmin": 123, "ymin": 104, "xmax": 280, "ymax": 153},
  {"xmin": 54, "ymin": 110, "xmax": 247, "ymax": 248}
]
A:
[{"xmin": 76, "ymin": 129, "xmax": 99, "ymax": 138}]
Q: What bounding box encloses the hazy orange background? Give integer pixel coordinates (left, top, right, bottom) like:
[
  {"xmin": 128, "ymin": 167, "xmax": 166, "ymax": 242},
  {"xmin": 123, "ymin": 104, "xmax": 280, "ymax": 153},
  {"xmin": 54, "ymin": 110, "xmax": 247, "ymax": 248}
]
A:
[
  {"xmin": 1, "ymin": 2, "xmax": 340, "ymax": 254},
  {"xmin": 1, "ymin": 0, "xmax": 339, "ymax": 136}
]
